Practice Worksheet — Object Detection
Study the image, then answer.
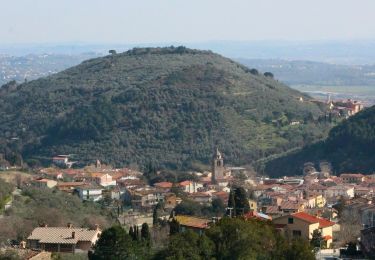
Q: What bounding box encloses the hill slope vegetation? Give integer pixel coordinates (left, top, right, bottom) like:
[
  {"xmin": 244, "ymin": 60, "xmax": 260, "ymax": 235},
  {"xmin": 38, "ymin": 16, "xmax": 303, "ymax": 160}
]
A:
[
  {"xmin": 265, "ymin": 105, "xmax": 375, "ymax": 176},
  {"xmin": 0, "ymin": 47, "xmax": 331, "ymax": 169}
]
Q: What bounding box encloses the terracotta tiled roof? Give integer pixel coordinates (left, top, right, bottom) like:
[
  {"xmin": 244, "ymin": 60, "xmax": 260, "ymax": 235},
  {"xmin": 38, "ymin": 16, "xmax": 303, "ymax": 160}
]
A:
[
  {"xmin": 340, "ymin": 173, "xmax": 364, "ymax": 178},
  {"xmin": 280, "ymin": 201, "xmax": 300, "ymax": 210},
  {"xmin": 244, "ymin": 211, "xmax": 272, "ymax": 221},
  {"xmin": 292, "ymin": 212, "xmax": 334, "ymax": 228},
  {"xmin": 323, "ymin": 235, "xmax": 332, "ymax": 240},
  {"xmin": 188, "ymin": 192, "xmax": 211, "ymax": 197},
  {"xmin": 179, "ymin": 181, "xmax": 192, "ymax": 186},
  {"xmin": 265, "ymin": 206, "xmax": 280, "ymax": 214},
  {"xmin": 109, "ymin": 172, "xmax": 124, "ymax": 180},
  {"xmin": 174, "ymin": 215, "xmax": 210, "ymax": 229},
  {"xmin": 90, "ymin": 172, "xmax": 104, "ymax": 178},
  {"xmin": 212, "ymin": 191, "xmax": 229, "ymax": 202},
  {"xmin": 153, "ymin": 182, "xmax": 173, "ymax": 188},
  {"xmin": 27, "ymin": 227, "xmax": 100, "ymax": 244},
  {"xmin": 57, "ymin": 182, "xmax": 85, "ymax": 187}
]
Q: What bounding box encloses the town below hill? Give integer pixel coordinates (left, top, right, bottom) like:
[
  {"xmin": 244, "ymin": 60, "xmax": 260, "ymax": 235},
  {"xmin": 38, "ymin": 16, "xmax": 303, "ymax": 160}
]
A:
[{"xmin": 0, "ymin": 146, "xmax": 375, "ymax": 259}]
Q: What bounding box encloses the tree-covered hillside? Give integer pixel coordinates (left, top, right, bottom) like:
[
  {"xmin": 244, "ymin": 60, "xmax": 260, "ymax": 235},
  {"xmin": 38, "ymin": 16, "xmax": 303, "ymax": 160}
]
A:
[
  {"xmin": 265, "ymin": 105, "xmax": 375, "ymax": 176},
  {"xmin": 0, "ymin": 47, "xmax": 332, "ymax": 169}
]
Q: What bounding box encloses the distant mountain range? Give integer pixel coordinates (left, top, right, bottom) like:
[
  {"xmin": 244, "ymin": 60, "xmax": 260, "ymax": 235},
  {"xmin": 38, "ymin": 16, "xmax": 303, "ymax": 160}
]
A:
[
  {"xmin": 237, "ymin": 59, "xmax": 375, "ymax": 86},
  {"xmin": 0, "ymin": 53, "xmax": 98, "ymax": 86},
  {"xmin": 2, "ymin": 40, "xmax": 375, "ymax": 64},
  {"xmin": 0, "ymin": 47, "xmax": 332, "ymax": 169}
]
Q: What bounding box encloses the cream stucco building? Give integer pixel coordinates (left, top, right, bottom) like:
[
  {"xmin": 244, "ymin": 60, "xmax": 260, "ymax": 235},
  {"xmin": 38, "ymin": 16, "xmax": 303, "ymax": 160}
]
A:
[{"xmin": 273, "ymin": 212, "xmax": 335, "ymax": 248}]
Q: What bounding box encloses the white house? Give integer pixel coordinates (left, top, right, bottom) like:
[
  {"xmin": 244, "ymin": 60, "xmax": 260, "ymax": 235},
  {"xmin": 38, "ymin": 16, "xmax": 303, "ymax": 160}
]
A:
[
  {"xmin": 325, "ymin": 185, "xmax": 354, "ymax": 198},
  {"xmin": 76, "ymin": 185, "xmax": 103, "ymax": 202},
  {"xmin": 179, "ymin": 181, "xmax": 203, "ymax": 193}
]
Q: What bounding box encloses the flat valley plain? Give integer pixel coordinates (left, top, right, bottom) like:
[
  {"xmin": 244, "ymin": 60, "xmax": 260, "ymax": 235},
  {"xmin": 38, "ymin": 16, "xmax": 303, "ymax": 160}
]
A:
[{"xmin": 292, "ymin": 84, "xmax": 375, "ymax": 106}]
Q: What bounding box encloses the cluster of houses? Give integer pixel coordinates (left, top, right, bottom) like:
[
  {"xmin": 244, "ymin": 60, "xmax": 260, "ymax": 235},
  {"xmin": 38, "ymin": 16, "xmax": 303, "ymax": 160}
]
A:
[
  {"xmin": 19, "ymin": 150, "xmax": 375, "ymax": 257},
  {"xmin": 328, "ymin": 98, "xmax": 364, "ymax": 118}
]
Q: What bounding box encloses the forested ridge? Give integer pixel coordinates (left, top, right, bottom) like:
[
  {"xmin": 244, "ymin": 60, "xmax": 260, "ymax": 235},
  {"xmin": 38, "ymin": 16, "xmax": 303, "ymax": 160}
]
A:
[
  {"xmin": 0, "ymin": 47, "xmax": 332, "ymax": 169},
  {"xmin": 265, "ymin": 105, "xmax": 375, "ymax": 176}
]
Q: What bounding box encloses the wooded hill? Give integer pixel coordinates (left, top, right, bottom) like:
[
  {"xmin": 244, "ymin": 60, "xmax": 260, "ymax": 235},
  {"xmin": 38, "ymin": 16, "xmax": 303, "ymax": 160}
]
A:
[
  {"xmin": 265, "ymin": 105, "xmax": 375, "ymax": 176},
  {"xmin": 0, "ymin": 47, "xmax": 332, "ymax": 169}
]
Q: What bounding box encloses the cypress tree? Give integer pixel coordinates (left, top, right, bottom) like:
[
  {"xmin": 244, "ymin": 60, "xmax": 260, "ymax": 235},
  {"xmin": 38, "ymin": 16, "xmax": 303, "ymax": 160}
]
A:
[
  {"xmin": 228, "ymin": 189, "xmax": 236, "ymax": 217},
  {"xmin": 129, "ymin": 226, "xmax": 134, "ymax": 239},
  {"xmin": 234, "ymin": 187, "xmax": 250, "ymax": 216},
  {"xmin": 169, "ymin": 218, "xmax": 180, "ymax": 235},
  {"xmin": 141, "ymin": 223, "xmax": 151, "ymax": 246}
]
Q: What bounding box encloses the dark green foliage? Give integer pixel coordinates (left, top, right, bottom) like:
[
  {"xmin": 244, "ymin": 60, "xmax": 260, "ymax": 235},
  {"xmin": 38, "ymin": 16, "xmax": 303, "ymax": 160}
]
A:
[
  {"xmin": 95, "ymin": 218, "xmax": 315, "ymax": 260},
  {"xmin": 264, "ymin": 72, "xmax": 274, "ymax": 78},
  {"xmin": 233, "ymin": 187, "xmax": 249, "ymax": 216},
  {"xmin": 266, "ymin": 105, "xmax": 375, "ymax": 176},
  {"xmin": 174, "ymin": 199, "xmax": 227, "ymax": 218},
  {"xmin": 310, "ymin": 229, "xmax": 324, "ymax": 248},
  {"xmin": 130, "ymin": 225, "xmax": 140, "ymax": 241},
  {"xmin": 89, "ymin": 226, "xmax": 137, "ymax": 260},
  {"xmin": 0, "ymin": 179, "xmax": 13, "ymax": 213},
  {"xmin": 174, "ymin": 200, "xmax": 202, "ymax": 216},
  {"xmin": 169, "ymin": 218, "xmax": 180, "ymax": 235},
  {"xmin": 284, "ymin": 239, "xmax": 316, "ymax": 260},
  {"xmin": 346, "ymin": 242, "xmax": 357, "ymax": 255},
  {"xmin": 211, "ymin": 197, "xmax": 225, "ymax": 216},
  {"xmin": 141, "ymin": 223, "xmax": 151, "ymax": 246},
  {"xmin": 153, "ymin": 202, "xmax": 164, "ymax": 225},
  {"xmin": 206, "ymin": 218, "xmax": 314, "ymax": 260},
  {"xmin": 0, "ymin": 187, "xmax": 114, "ymax": 244},
  {"xmin": 227, "ymin": 187, "xmax": 249, "ymax": 216},
  {"xmin": 0, "ymin": 47, "xmax": 329, "ymax": 169},
  {"xmin": 129, "ymin": 226, "xmax": 134, "ymax": 239},
  {"xmin": 47, "ymin": 97, "xmax": 121, "ymax": 142},
  {"xmin": 156, "ymin": 230, "xmax": 214, "ymax": 260},
  {"xmin": 227, "ymin": 189, "xmax": 236, "ymax": 217},
  {"xmin": 0, "ymin": 248, "xmax": 21, "ymax": 260}
]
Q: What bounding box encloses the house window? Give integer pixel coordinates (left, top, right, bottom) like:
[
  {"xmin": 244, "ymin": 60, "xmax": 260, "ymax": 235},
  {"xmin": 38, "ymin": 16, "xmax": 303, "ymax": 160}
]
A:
[
  {"xmin": 288, "ymin": 217, "xmax": 294, "ymax": 224},
  {"xmin": 292, "ymin": 230, "xmax": 301, "ymax": 237}
]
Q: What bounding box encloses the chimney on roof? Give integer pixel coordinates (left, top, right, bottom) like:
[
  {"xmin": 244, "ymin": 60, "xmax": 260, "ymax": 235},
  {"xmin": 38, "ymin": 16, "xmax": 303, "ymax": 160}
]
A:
[
  {"xmin": 39, "ymin": 223, "xmax": 48, "ymax": 227},
  {"xmin": 72, "ymin": 231, "xmax": 75, "ymax": 239},
  {"xmin": 95, "ymin": 224, "xmax": 100, "ymax": 231},
  {"xmin": 67, "ymin": 223, "xmax": 73, "ymax": 228}
]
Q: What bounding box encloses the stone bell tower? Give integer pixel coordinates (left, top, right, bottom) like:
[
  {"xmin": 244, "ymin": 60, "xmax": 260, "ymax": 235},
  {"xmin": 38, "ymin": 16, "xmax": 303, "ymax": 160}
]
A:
[{"xmin": 211, "ymin": 148, "xmax": 225, "ymax": 184}]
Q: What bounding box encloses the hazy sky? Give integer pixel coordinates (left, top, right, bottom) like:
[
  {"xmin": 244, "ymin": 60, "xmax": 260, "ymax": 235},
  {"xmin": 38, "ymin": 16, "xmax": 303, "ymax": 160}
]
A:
[{"xmin": 1, "ymin": 0, "xmax": 375, "ymax": 44}]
